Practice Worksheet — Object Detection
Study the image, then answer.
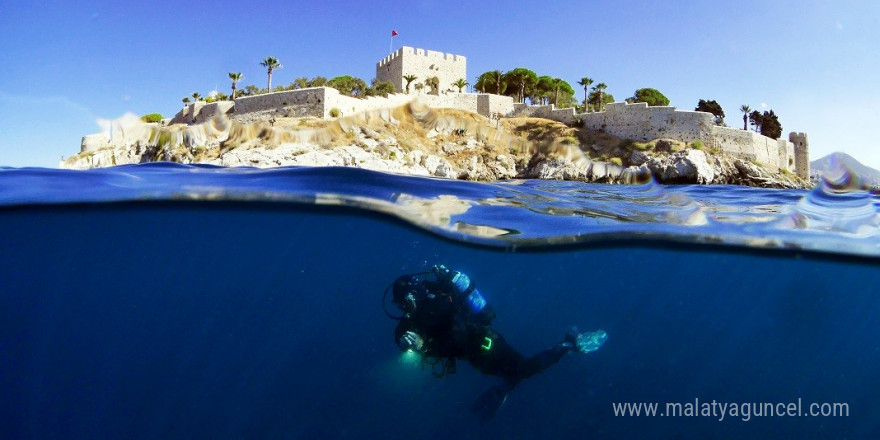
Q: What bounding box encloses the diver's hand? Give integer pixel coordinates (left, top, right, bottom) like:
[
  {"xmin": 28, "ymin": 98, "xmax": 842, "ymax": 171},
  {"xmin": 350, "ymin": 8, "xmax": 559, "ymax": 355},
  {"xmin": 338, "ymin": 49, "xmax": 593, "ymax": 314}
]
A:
[
  {"xmin": 399, "ymin": 331, "xmax": 424, "ymax": 352},
  {"xmin": 432, "ymin": 264, "xmax": 451, "ymax": 278}
]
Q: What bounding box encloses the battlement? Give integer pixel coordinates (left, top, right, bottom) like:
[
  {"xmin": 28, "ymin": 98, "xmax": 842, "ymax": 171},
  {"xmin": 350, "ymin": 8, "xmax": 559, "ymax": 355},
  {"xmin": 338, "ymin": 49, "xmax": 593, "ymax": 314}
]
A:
[{"xmin": 377, "ymin": 46, "xmax": 465, "ymax": 68}]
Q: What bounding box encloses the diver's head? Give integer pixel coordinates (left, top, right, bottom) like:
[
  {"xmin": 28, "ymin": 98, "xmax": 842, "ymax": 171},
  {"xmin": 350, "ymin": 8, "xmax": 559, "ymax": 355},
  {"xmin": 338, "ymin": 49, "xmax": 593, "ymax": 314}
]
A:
[{"xmin": 392, "ymin": 275, "xmax": 425, "ymax": 314}]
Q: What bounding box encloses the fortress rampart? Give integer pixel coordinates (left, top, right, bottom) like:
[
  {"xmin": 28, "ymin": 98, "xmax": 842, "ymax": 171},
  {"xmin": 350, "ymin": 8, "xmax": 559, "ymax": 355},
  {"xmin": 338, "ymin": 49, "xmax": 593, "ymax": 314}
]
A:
[
  {"xmin": 165, "ymin": 87, "xmax": 515, "ymax": 126},
  {"xmin": 510, "ymin": 101, "xmax": 808, "ymax": 178}
]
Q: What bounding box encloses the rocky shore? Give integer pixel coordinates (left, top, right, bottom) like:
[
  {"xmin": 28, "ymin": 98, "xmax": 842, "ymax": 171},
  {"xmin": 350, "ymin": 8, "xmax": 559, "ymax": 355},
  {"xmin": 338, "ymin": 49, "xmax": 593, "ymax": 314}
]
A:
[{"xmin": 62, "ymin": 100, "xmax": 809, "ymax": 189}]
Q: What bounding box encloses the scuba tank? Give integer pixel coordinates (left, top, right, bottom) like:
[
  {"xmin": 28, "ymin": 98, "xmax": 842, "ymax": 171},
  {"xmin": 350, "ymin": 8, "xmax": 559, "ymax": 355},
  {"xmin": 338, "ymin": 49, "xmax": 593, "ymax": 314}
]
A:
[{"xmin": 450, "ymin": 271, "xmax": 487, "ymax": 314}]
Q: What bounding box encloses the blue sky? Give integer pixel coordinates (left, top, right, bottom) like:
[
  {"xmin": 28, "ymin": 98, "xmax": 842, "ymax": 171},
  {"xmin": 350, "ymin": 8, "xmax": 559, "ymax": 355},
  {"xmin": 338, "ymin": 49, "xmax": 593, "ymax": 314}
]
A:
[{"xmin": 1, "ymin": 0, "xmax": 877, "ymax": 169}]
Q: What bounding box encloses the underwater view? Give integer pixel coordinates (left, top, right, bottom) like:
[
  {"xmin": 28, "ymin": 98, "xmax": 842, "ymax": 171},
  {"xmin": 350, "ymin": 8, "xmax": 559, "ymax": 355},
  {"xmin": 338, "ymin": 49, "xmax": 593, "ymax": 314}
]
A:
[{"xmin": 1, "ymin": 164, "xmax": 878, "ymax": 439}]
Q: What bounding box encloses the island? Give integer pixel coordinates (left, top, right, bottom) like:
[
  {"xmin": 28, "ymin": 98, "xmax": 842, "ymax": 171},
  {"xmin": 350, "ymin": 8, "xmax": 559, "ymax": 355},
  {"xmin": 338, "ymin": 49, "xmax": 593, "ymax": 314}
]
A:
[{"xmin": 63, "ymin": 46, "xmax": 810, "ymax": 189}]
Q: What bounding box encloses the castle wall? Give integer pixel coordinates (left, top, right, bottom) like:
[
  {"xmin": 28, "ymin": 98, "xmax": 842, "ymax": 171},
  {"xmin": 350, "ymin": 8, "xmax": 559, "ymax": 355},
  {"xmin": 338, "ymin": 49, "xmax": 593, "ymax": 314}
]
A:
[
  {"xmin": 377, "ymin": 46, "xmax": 466, "ymax": 94},
  {"xmin": 194, "ymin": 102, "xmax": 234, "ymax": 124},
  {"xmin": 712, "ymin": 126, "xmax": 791, "ymax": 171},
  {"xmin": 171, "ymin": 101, "xmax": 207, "ymax": 125},
  {"xmin": 222, "ymin": 87, "xmax": 511, "ymax": 120},
  {"xmin": 477, "ymin": 94, "xmax": 515, "ymax": 118},
  {"xmin": 231, "ymin": 87, "xmax": 329, "ymax": 122},
  {"xmin": 510, "ymin": 103, "xmax": 577, "ymax": 124},
  {"xmin": 580, "ymin": 102, "xmax": 715, "ymax": 144}
]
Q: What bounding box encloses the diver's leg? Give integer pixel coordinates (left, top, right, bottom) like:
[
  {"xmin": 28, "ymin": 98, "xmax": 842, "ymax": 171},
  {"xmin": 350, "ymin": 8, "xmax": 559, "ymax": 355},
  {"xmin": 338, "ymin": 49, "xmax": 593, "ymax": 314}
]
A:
[
  {"xmin": 518, "ymin": 343, "xmax": 571, "ymax": 380},
  {"xmin": 468, "ymin": 333, "xmax": 571, "ymax": 383},
  {"xmin": 467, "ymin": 333, "xmax": 527, "ymax": 382}
]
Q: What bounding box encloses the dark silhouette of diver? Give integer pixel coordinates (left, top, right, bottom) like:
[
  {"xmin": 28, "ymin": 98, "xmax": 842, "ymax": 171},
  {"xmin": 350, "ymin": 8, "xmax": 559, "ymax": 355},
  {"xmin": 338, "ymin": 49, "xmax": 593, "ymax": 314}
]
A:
[{"xmin": 384, "ymin": 264, "xmax": 607, "ymax": 421}]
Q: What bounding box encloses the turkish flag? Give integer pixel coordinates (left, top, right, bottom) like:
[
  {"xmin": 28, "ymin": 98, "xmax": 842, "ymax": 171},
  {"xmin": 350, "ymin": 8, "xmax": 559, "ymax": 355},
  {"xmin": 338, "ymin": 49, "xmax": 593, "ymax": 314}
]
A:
[{"xmin": 391, "ymin": 30, "xmax": 399, "ymax": 37}]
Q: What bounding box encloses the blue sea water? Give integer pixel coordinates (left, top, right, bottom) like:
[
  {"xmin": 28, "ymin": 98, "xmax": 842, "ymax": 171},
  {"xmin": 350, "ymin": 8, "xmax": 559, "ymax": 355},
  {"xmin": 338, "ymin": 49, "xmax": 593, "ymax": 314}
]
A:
[{"xmin": 1, "ymin": 163, "xmax": 879, "ymax": 439}]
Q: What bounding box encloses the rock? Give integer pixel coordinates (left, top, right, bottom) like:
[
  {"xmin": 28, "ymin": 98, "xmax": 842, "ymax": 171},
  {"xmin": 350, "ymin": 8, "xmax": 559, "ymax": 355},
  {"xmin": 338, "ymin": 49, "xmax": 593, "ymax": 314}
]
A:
[
  {"xmin": 63, "ymin": 110, "xmax": 809, "ymax": 189},
  {"xmin": 645, "ymin": 149, "xmax": 716, "ymax": 184},
  {"xmin": 630, "ymin": 149, "xmax": 649, "ymax": 166}
]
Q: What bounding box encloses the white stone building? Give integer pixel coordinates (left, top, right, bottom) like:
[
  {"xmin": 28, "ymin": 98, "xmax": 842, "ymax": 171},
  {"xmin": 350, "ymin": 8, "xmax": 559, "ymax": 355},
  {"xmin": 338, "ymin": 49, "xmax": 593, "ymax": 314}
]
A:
[{"xmin": 376, "ymin": 46, "xmax": 467, "ymax": 94}]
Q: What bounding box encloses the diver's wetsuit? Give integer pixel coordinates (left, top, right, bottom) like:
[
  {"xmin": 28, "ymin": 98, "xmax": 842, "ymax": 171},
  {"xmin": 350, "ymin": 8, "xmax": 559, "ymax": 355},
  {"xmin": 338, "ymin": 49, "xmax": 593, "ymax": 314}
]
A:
[{"xmin": 393, "ymin": 270, "xmax": 571, "ymax": 386}]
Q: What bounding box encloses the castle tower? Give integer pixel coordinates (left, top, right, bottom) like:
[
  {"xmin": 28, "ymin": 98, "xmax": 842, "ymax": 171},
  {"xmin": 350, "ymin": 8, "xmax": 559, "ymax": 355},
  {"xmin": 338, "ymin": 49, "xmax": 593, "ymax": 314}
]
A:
[
  {"xmin": 789, "ymin": 132, "xmax": 810, "ymax": 179},
  {"xmin": 376, "ymin": 46, "xmax": 467, "ymax": 94}
]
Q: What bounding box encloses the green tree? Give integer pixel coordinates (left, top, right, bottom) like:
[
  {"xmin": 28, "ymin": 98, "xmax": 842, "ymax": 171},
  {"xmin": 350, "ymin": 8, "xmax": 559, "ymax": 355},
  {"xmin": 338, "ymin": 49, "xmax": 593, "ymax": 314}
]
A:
[
  {"xmin": 504, "ymin": 68, "xmax": 538, "ymax": 103},
  {"xmin": 631, "ymin": 88, "xmax": 670, "ymax": 106},
  {"xmin": 260, "ymin": 57, "xmax": 282, "ymax": 92},
  {"xmin": 228, "ymin": 72, "xmax": 243, "ymax": 100},
  {"xmin": 695, "ymin": 99, "xmax": 725, "ymax": 125},
  {"xmin": 475, "ymin": 70, "xmax": 506, "ymax": 95},
  {"xmin": 293, "ymin": 77, "xmax": 309, "ymax": 89},
  {"xmin": 592, "ymin": 83, "xmax": 608, "ymax": 111},
  {"xmin": 749, "ymin": 110, "xmax": 763, "ymax": 133},
  {"xmin": 452, "ymin": 78, "xmax": 469, "ymax": 93},
  {"xmin": 740, "ymin": 105, "xmax": 751, "ymax": 130},
  {"xmin": 191, "ymin": 92, "xmax": 202, "ymax": 101},
  {"xmin": 307, "ymin": 76, "xmax": 328, "ymax": 87},
  {"xmin": 182, "ymin": 97, "xmax": 191, "ymax": 105},
  {"xmin": 243, "ymin": 84, "xmax": 262, "ymax": 96},
  {"xmin": 578, "ymin": 77, "xmax": 593, "ymax": 111},
  {"xmin": 328, "ymin": 75, "xmax": 367, "ymax": 97},
  {"xmin": 553, "ymin": 78, "xmax": 574, "ymax": 107},
  {"xmin": 588, "ymin": 89, "xmax": 614, "ymax": 111},
  {"xmin": 534, "ymin": 76, "xmax": 555, "ymax": 105},
  {"xmin": 366, "ymin": 78, "xmax": 396, "ymax": 97},
  {"xmin": 403, "ymin": 74, "xmax": 418, "ymax": 93},
  {"xmin": 759, "ymin": 110, "xmax": 782, "ymax": 139}
]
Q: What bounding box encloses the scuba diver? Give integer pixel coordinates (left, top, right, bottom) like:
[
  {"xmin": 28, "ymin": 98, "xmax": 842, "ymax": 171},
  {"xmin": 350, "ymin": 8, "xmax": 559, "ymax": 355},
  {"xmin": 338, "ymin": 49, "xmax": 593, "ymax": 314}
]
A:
[{"xmin": 384, "ymin": 264, "xmax": 607, "ymax": 421}]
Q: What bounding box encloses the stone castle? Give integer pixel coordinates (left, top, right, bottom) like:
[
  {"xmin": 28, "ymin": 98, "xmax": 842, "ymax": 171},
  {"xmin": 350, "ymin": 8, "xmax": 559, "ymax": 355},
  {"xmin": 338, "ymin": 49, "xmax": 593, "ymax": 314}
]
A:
[
  {"xmin": 80, "ymin": 46, "xmax": 809, "ymax": 179},
  {"xmin": 376, "ymin": 47, "xmax": 467, "ymax": 94}
]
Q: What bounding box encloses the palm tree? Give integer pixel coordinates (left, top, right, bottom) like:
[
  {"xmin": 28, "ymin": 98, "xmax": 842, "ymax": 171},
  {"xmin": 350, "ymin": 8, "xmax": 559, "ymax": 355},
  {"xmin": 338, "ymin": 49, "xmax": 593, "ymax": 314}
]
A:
[
  {"xmin": 552, "ymin": 78, "xmax": 568, "ymax": 106},
  {"xmin": 260, "ymin": 57, "xmax": 282, "ymax": 92},
  {"xmin": 191, "ymin": 92, "xmax": 202, "ymax": 101},
  {"xmin": 452, "ymin": 78, "xmax": 468, "ymax": 93},
  {"xmin": 182, "ymin": 97, "xmax": 191, "ymax": 105},
  {"xmin": 740, "ymin": 105, "xmax": 751, "ymax": 130},
  {"xmin": 487, "ymin": 70, "xmax": 503, "ymax": 95},
  {"xmin": 228, "ymin": 72, "xmax": 243, "ymax": 100},
  {"xmin": 578, "ymin": 77, "xmax": 593, "ymax": 111},
  {"xmin": 403, "ymin": 74, "xmax": 418, "ymax": 94},
  {"xmin": 593, "ymin": 83, "xmax": 608, "ymax": 111}
]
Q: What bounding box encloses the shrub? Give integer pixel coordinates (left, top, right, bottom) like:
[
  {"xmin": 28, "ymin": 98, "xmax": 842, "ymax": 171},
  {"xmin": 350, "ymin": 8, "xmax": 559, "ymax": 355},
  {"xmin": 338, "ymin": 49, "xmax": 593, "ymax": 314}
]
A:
[
  {"xmin": 632, "ymin": 141, "xmax": 654, "ymax": 150},
  {"xmin": 560, "ymin": 136, "xmax": 578, "ymax": 145},
  {"xmin": 140, "ymin": 113, "xmax": 164, "ymax": 123},
  {"xmin": 609, "ymin": 157, "xmax": 623, "ymax": 166},
  {"xmin": 691, "ymin": 140, "xmax": 705, "ymax": 150},
  {"xmin": 329, "ymin": 108, "xmax": 341, "ymax": 118}
]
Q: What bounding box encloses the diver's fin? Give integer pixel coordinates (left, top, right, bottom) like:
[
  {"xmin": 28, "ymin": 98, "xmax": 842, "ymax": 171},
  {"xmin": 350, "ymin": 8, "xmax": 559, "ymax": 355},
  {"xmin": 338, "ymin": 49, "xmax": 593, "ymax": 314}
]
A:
[
  {"xmin": 471, "ymin": 384, "xmax": 511, "ymax": 422},
  {"xmin": 566, "ymin": 327, "xmax": 608, "ymax": 354}
]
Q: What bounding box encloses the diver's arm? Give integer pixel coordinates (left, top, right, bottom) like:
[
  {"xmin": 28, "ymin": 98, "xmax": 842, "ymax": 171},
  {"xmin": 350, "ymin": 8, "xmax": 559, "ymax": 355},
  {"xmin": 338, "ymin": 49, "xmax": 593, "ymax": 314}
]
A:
[
  {"xmin": 394, "ymin": 320, "xmax": 424, "ymax": 352},
  {"xmin": 394, "ymin": 320, "xmax": 411, "ymax": 346}
]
